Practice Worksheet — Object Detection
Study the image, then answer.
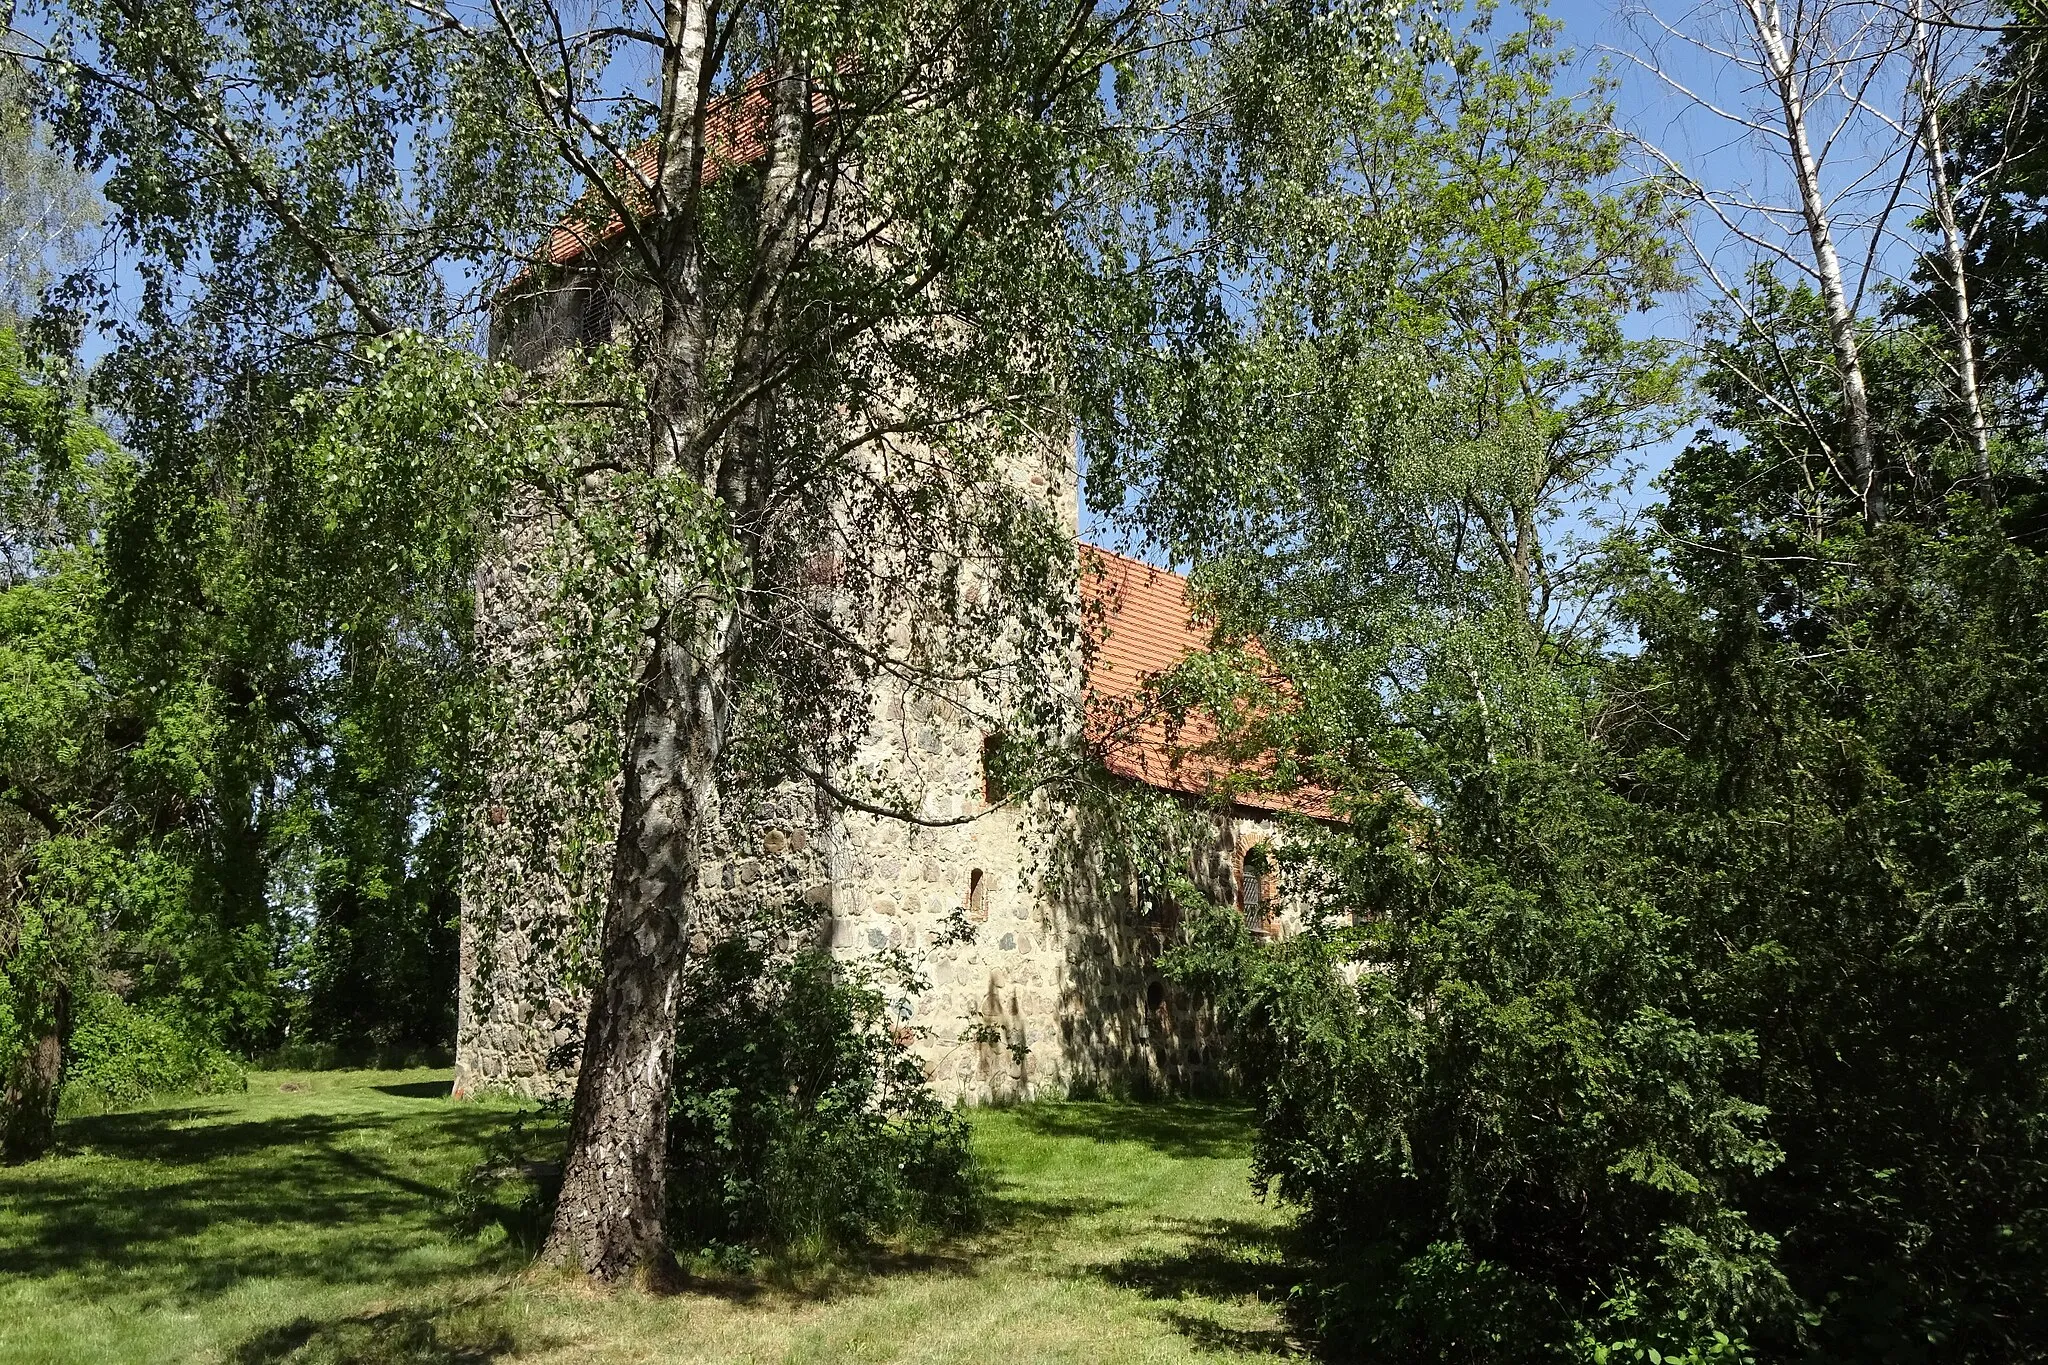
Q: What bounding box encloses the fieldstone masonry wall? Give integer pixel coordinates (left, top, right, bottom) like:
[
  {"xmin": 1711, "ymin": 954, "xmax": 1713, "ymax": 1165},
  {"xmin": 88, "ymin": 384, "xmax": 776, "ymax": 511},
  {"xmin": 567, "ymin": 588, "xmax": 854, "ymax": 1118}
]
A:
[
  {"xmin": 451, "ymin": 474, "xmax": 1304, "ymax": 1102},
  {"xmin": 457, "ymin": 270, "xmax": 1310, "ymax": 1103},
  {"xmin": 456, "ymin": 655, "xmax": 1292, "ymax": 1105}
]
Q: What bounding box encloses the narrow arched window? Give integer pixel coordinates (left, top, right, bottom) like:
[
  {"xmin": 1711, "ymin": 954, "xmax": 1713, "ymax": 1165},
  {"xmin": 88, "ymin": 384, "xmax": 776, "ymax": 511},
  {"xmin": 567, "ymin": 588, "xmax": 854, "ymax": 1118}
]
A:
[
  {"xmin": 575, "ymin": 279, "xmax": 611, "ymax": 350},
  {"xmin": 967, "ymin": 868, "xmax": 986, "ymax": 922},
  {"xmin": 1138, "ymin": 876, "xmax": 1178, "ymax": 933},
  {"xmin": 1146, "ymin": 978, "xmax": 1179, "ymax": 1039}
]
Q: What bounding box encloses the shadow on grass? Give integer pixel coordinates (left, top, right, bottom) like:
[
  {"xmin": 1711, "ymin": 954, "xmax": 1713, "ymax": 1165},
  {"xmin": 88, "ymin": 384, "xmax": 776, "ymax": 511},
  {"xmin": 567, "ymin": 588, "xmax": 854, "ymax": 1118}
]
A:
[
  {"xmin": 664, "ymin": 1193, "xmax": 1121, "ymax": 1307},
  {"xmin": 672, "ymin": 1243, "xmax": 973, "ymax": 1305},
  {"xmin": 2, "ymin": 1102, "xmax": 526, "ymax": 1301},
  {"xmin": 14, "ymin": 1090, "xmax": 1298, "ymax": 1357},
  {"xmin": 1102, "ymin": 1215, "xmax": 1310, "ymax": 1358},
  {"xmin": 376, "ymin": 1080, "xmax": 456, "ymax": 1100},
  {"xmin": 985, "ymin": 1192, "xmax": 1123, "ymax": 1230},
  {"xmin": 1007, "ymin": 1100, "xmax": 1256, "ymax": 1160},
  {"xmin": 229, "ymin": 1301, "xmax": 520, "ymax": 1364}
]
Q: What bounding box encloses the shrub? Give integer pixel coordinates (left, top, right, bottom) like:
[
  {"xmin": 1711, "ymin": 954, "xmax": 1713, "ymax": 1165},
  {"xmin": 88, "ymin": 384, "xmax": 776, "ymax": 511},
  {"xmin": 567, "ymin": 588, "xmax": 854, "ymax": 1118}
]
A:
[
  {"xmin": 1, "ymin": 872, "xmax": 95, "ymax": 1159},
  {"xmin": 1171, "ymin": 763, "xmax": 1790, "ymax": 1363},
  {"xmin": 664, "ymin": 902, "xmax": 983, "ymax": 1261},
  {"xmin": 1609, "ymin": 495, "xmax": 2048, "ymax": 1363},
  {"xmin": 1172, "ymin": 501, "xmax": 2048, "ymax": 1363},
  {"xmin": 61, "ymin": 993, "xmax": 245, "ymax": 1113}
]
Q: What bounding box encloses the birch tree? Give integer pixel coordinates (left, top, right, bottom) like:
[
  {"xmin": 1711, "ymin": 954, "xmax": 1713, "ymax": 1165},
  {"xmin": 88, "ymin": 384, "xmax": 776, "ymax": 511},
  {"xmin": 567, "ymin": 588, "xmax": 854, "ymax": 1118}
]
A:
[
  {"xmin": 1910, "ymin": 0, "xmax": 1994, "ymax": 482},
  {"xmin": 1931, "ymin": 8, "xmax": 2048, "ymax": 435},
  {"xmin": 1623, "ymin": 0, "xmax": 2005, "ymax": 522},
  {"xmin": 0, "ymin": 62, "xmax": 96, "ymax": 322},
  {"xmin": 10, "ymin": 0, "xmax": 1364, "ymax": 1280},
  {"xmin": 1627, "ymin": 0, "xmax": 1892, "ymax": 522}
]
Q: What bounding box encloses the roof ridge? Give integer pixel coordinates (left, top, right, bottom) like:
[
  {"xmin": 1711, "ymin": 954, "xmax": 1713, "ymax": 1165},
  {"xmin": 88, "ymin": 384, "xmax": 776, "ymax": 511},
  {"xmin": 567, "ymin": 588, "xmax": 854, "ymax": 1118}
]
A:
[{"xmin": 1081, "ymin": 541, "xmax": 1182, "ymax": 578}]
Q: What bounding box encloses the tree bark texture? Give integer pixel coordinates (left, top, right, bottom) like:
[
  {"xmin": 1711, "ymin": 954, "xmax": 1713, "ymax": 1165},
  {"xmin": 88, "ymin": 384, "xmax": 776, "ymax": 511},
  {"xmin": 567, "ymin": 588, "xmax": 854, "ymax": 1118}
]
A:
[
  {"xmin": 1, "ymin": 984, "xmax": 67, "ymax": 1165},
  {"xmin": 540, "ymin": 0, "xmax": 719, "ymax": 1281},
  {"xmin": 539, "ymin": 620, "xmax": 734, "ymax": 1278},
  {"xmin": 1913, "ymin": 2, "xmax": 1993, "ymax": 488},
  {"xmin": 536, "ymin": 0, "xmax": 812, "ymax": 1285}
]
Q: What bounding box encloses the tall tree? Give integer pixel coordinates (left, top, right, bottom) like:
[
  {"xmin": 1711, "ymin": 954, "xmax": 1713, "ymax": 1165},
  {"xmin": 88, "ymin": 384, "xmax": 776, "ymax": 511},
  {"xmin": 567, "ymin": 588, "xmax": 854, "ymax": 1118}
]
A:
[
  {"xmin": 13, "ymin": 0, "xmax": 1357, "ymax": 1277},
  {"xmin": 1626, "ymin": 0, "xmax": 2010, "ymax": 523},
  {"xmin": 1089, "ymin": 0, "xmax": 1685, "ymax": 757},
  {"xmin": 1909, "ymin": 0, "xmax": 1995, "ymax": 482},
  {"xmin": 0, "ymin": 325, "xmax": 124, "ymax": 1161},
  {"xmin": 1, "ymin": 319, "xmax": 509, "ymax": 1157},
  {"xmin": 1633, "ymin": 0, "xmax": 1884, "ymax": 519},
  {"xmin": 1083, "ymin": 8, "xmax": 1807, "ymax": 1354},
  {"xmin": 1920, "ymin": 6, "xmax": 2048, "ymax": 448},
  {"xmin": 1603, "ymin": 295, "xmax": 2048, "ymax": 1360}
]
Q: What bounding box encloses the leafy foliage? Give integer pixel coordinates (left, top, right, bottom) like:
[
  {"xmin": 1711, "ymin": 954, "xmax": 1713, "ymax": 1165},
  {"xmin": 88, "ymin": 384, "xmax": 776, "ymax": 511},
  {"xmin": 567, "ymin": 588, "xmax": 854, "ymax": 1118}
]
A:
[
  {"xmin": 1, "ymin": 324, "xmax": 142, "ymax": 1158},
  {"xmin": 665, "ymin": 902, "xmax": 983, "ymax": 1260},
  {"xmin": 1171, "ymin": 753, "xmax": 1791, "ymax": 1360},
  {"xmin": 1, "ymin": 321, "xmax": 524, "ymax": 1155},
  {"xmin": 1153, "ymin": 285, "xmax": 2048, "ymax": 1365},
  {"xmin": 77, "ymin": 333, "xmax": 511, "ymax": 1060},
  {"xmin": 1097, "ymin": 6, "xmax": 2048, "ymax": 1362},
  {"xmin": 1605, "ymin": 440, "xmax": 2048, "ymax": 1363},
  {"xmin": 60, "ymin": 992, "xmax": 245, "ymax": 1113},
  {"xmin": 0, "ymin": 62, "xmax": 98, "ymax": 325}
]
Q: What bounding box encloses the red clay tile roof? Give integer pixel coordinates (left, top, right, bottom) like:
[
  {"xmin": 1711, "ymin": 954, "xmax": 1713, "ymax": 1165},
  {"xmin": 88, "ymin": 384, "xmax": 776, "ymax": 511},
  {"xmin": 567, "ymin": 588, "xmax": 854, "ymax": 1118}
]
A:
[{"xmin": 1080, "ymin": 546, "xmax": 1335, "ymax": 820}]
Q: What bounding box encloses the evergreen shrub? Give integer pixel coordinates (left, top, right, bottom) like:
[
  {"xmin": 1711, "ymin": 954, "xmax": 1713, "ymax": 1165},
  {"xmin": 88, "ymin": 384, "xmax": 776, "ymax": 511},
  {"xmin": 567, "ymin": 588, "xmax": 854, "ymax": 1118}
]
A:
[
  {"xmin": 1169, "ymin": 767, "xmax": 1787, "ymax": 1364},
  {"xmin": 1169, "ymin": 501, "xmax": 2048, "ymax": 1363}
]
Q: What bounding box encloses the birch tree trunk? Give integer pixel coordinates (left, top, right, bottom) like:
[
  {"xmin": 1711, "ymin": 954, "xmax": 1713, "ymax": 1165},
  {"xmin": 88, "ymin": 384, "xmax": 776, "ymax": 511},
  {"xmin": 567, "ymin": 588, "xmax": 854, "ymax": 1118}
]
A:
[
  {"xmin": 1913, "ymin": 1, "xmax": 1993, "ymax": 488},
  {"xmin": 540, "ymin": 0, "xmax": 719, "ymax": 1281},
  {"xmin": 540, "ymin": 10, "xmax": 815, "ymax": 1280},
  {"xmin": 1743, "ymin": 0, "xmax": 1881, "ymax": 523},
  {"xmin": 540, "ymin": 620, "xmax": 736, "ymax": 1279}
]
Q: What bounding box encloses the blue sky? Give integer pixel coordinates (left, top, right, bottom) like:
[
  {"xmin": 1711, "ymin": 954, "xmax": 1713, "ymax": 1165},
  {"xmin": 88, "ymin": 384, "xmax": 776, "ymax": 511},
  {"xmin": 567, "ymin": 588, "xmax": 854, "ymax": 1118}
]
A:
[{"xmin": 34, "ymin": 0, "xmax": 1970, "ymax": 545}]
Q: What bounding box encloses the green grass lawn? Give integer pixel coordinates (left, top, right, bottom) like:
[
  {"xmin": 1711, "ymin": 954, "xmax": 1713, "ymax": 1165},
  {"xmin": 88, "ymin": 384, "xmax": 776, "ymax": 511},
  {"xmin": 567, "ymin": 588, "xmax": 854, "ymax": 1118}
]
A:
[{"xmin": 0, "ymin": 1070, "xmax": 1301, "ymax": 1363}]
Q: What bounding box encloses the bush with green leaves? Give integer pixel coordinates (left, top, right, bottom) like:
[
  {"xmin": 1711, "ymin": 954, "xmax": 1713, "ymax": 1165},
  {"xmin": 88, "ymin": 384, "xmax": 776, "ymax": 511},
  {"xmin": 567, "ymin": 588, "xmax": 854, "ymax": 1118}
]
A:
[
  {"xmin": 6, "ymin": 316, "xmax": 495, "ymax": 1164},
  {"xmin": 1164, "ymin": 460, "xmax": 2048, "ymax": 1365},
  {"xmin": 61, "ymin": 992, "xmax": 245, "ymax": 1113},
  {"xmin": 1170, "ymin": 753, "xmax": 1790, "ymax": 1363},
  {"xmin": 1608, "ymin": 458, "xmax": 2048, "ymax": 1363},
  {"xmin": 1082, "ymin": 0, "xmax": 2048, "ymax": 1345},
  {"xmin": 662, "ymin": 901, "xmax": 983, "ymax": 1262}
]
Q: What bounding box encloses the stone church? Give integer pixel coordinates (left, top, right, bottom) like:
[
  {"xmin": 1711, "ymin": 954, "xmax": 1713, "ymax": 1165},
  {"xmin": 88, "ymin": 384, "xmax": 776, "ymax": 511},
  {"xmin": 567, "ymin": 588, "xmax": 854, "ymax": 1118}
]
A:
[{"xmin": 452, "ymin": 85, "xmax": 1330, "ymax": 1106}]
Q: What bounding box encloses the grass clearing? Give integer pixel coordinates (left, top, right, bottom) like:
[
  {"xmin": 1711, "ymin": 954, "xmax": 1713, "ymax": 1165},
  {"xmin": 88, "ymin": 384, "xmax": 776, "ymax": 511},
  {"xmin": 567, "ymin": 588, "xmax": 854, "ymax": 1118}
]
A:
[{"xmin": 0, "ymin": 1070, "xmax": 1301, "ymax": 1363}]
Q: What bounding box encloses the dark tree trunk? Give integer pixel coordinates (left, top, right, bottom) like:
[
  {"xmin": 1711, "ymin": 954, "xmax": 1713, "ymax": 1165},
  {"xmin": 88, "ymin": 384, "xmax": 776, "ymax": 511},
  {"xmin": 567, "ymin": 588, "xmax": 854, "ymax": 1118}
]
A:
[
  {"xmin": 2, "ymin": 983, "xmax": 68, "ymax": 1164},
  {"xmin": 537, "ymin": 0, "xmax": 719, "ymax": 1282}
]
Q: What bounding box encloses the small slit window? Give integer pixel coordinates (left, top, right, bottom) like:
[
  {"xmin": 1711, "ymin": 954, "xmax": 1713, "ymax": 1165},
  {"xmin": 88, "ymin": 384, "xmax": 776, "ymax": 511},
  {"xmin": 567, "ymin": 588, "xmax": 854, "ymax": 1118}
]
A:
[
  {"xmin": 1239, "ymin": 843, "xmax": 1274, "ymax": 922},
  {"xmin": 1138, "ymin": 876, "xmax": 1178, "ymax": 932},
  {"xmin": 981, "ymin": 733, "xmax": 1010, "ymax": 806},
  {"xmin": 1140, "ymin": 979, "xmax": 1173, "ymax": 1046}
]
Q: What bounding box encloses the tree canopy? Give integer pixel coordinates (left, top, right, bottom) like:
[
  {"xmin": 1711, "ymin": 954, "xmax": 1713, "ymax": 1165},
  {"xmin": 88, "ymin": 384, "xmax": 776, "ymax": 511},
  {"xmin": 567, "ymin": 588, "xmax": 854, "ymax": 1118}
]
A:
[{"xmin": 1, "ymin": 2, "xmax": 2046, "ymax": 1359}]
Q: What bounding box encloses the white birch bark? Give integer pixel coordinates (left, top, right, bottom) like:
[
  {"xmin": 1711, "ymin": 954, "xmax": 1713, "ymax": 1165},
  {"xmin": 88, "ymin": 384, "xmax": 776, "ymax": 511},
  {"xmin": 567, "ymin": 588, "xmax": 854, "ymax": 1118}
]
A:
[
  {"xmin": 1742, "ymin": 0, "xmax": 1881, "ymax": 522},
  {"xmin": 1912, "ymin": 0, "xmax": 1993, "ymax": 487}
]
